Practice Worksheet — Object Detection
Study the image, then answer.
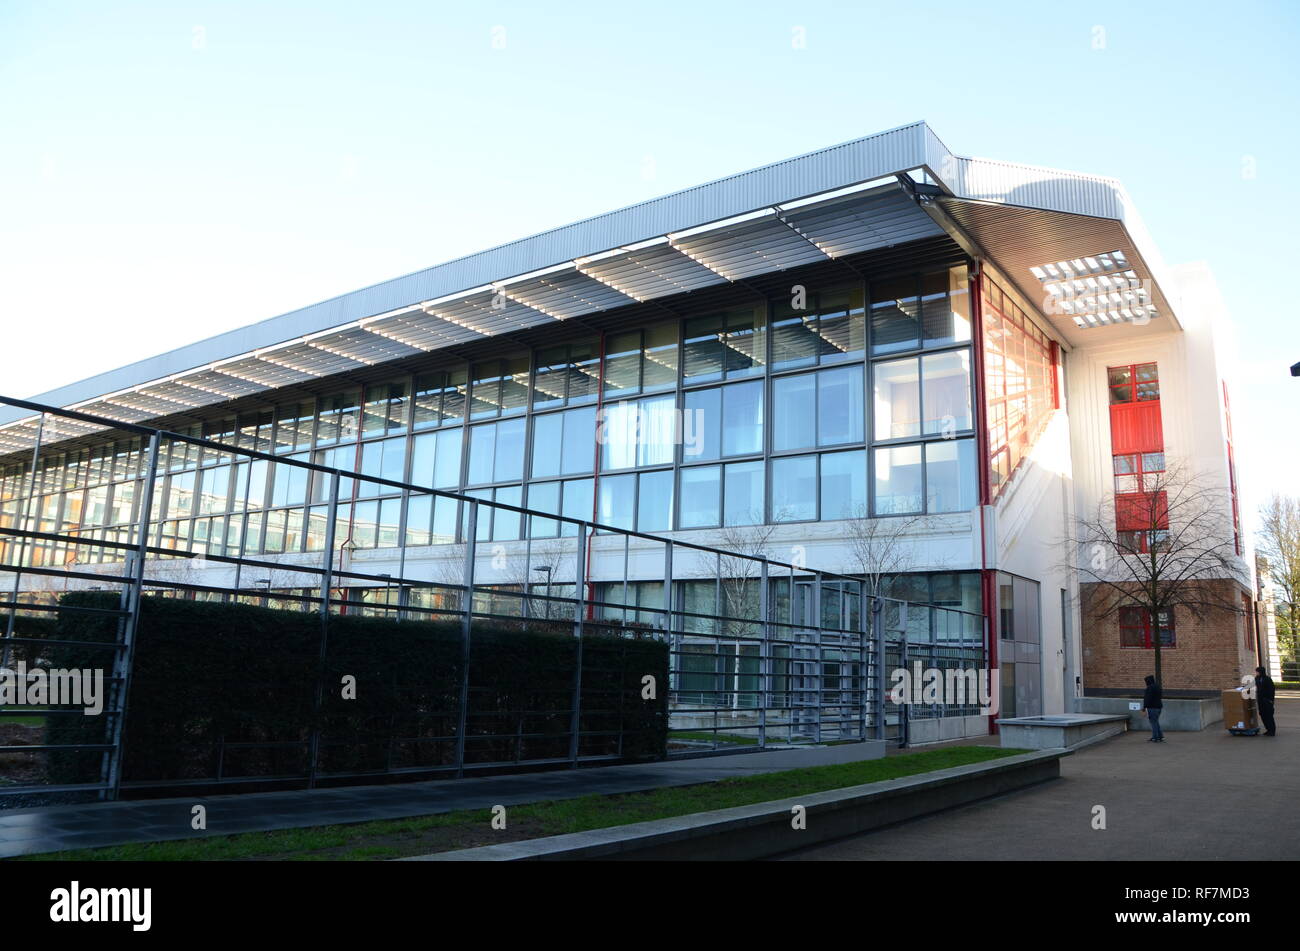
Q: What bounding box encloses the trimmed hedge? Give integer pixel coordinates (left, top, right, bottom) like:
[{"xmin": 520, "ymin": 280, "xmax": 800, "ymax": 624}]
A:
[{"xmin": 41, "ymin": 592, "xmax": 668, "ymax": 790}]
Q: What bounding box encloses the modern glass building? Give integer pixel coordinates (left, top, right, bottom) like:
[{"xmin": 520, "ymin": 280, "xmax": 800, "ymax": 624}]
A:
[{"xmin": 0, "ymin": 122, "xmax": 1255, "ymax": 744}]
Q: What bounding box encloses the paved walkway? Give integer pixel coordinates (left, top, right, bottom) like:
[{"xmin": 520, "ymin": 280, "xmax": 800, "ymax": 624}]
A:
[
  {"xmin": 783, "ymin": 699, "xmax": 1300, "ymax": 861},
  {"xmin": 0, "ymin": 741, "xmax": 883, "ymax": 858}
]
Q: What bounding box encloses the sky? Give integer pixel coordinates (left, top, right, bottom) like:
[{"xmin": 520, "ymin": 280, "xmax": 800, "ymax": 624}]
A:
[{"xmin": 1, "ymin": 0, "xmax": 1297, "ymax": 534}]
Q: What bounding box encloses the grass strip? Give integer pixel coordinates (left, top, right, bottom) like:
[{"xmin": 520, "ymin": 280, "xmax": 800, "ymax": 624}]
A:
[{"xmin": 16, "ymin": 745, "xmax": 1024, "ymax": 862}]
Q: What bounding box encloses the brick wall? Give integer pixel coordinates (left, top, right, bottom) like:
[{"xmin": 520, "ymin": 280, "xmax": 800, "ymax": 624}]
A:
[{"xmin": 1080, "ymin": 579, "xmax": 1256, "ymax": 692}]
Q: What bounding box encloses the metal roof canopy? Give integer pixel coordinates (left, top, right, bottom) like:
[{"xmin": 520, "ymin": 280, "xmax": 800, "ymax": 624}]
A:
[
  {"xmin": 0, "ymin": 120, "xmax": 1183, "ymax": 442},
  {"xmin": 926, "ymin": 195, "xmax": 1177, "ymax": 346}
]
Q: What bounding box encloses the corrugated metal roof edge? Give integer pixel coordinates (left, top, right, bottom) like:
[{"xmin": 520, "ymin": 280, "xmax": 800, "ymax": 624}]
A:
[
  {"xmin": 3, "ymin": 121, "xmax": 943, "ymax": 425},
  {"xmin": 4, "ymin": 121, "xmax": 1175, "ymax": 425}
]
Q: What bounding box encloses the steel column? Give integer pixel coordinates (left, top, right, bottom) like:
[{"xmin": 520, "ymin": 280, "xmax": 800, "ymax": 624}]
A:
[
  {"xmin": 306, "ymin": 469, "xmax": 341, "ymax": 790},
  {"xmin": 568, "ymin": 525, "xmax": 588, "ymax": 764},
  {"xmin": 454, "ymin": 501, "xmax": 478, "ymax": 777},
  {"xmin": 104, "ymin": 430, "xmax": 161, "ymax": 800}
]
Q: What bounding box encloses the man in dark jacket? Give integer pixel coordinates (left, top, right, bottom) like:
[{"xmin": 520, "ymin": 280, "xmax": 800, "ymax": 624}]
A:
[
  {"xmin": 1255, "ymin": 667, "xmax": 1277, "ymax": 736},
  {"xmin": 1143, "ymin": 674, "xmax": 1164, "ymax": 742}
]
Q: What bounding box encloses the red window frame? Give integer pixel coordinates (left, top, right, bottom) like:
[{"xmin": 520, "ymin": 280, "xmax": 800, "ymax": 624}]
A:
[
  {"xmin": 1108, "ymin": 363, "xmax": 1159, "ymax": 405},
  {"xmin": 983, "ymin": 275, "xmax": 1056, "ymax": 498},
  {"xmin": 1113, "ymin": 450, "xmax": 1165, "ymax": 494},
  {"xmin": 1119, "ymin": 606, "xmax": 1176, "ymax": 649},
  {"xmin": 1117, "ymin": 528, "xmax": 1171, "ymax": 555}
]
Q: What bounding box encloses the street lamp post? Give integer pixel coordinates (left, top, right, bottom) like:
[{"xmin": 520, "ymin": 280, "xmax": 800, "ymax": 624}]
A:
[
  {"xmin": 533, "ymin": 565, "xmax": 553, "ymax": 619},
  {"xmin": 254, "ymin": 578, "xmax": 271, "ymax": 607}
]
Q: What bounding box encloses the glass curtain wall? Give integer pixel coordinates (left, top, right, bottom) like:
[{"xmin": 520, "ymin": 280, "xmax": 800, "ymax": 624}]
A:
[
  {"xmin": 0, "ymin": 265, "xmax": 990, "ymax": 568},
  {"xmin": 981, "ymin": 273, "xmax": 1057, "ymax": 497}
]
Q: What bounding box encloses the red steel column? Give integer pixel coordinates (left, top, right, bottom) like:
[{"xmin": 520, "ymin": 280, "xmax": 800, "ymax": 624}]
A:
[{"xmin": 969, "ymin": 264, "xmax": 999, "ymax": 733}]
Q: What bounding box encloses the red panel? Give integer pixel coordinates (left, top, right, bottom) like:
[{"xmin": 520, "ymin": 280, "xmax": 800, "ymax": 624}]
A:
[
  {"xmin": 1109, "ymin": 400, "xmax": 1164, "ymax": 454},
  {"xmin": 1116, "ymin": 491, "xmax": 1169, "ymax": 531}
]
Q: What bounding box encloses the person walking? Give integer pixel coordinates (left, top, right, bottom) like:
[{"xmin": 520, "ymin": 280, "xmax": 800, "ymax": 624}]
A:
[
  {"xmin": 1143, "ymin": 674, "xmax": 1165, "ymax": 742},
  {"xmin": 1255, "ymin": 666, "xmax": 1277, "ymax": 736}
]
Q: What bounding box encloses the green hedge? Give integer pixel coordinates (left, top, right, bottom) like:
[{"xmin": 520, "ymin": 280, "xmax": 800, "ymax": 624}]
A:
[{"xmin": 41, "ymin": 592, "xmax": 668, "ymax": 790}]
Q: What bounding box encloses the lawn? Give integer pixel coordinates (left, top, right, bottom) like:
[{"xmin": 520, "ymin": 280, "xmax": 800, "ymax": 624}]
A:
[{"xmin": 14, "ymin": 745, "xmax": 1024, "ymax": 862}]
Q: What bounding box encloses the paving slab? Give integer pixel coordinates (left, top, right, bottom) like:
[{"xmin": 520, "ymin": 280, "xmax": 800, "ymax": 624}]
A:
[{"xmin": 782, "ymin": 699, "xmax": 1300, "ymax": 861}]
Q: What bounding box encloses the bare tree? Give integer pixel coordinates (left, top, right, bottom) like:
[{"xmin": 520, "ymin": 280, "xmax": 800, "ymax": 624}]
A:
[
  {"xmin": 1070, "ymin": 460, "xmax": 1246, "ymax": 684},
  {"xmin": 711, "ymin": 521, "xmax": 779, "ymax": 636},
  {"xmin": 425, "ymin": 534, "xmax": 579, "ymax": 620},
  {"xmin": 843, "ymin": 504, "xmax": 929, "ymax": 598},
  {"xmin": 1257, "ymin": 493, "xmax": 1300, "ymax": 666}
]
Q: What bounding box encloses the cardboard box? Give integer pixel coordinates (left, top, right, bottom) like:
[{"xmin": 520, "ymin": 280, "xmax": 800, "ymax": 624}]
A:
[{"xmin": 1221, "ymin": 688, "xmax": 1258, "ymax": 731}]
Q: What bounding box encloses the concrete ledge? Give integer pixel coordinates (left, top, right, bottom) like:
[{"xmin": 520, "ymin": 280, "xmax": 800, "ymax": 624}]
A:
[
  {"xmin": 996, "ymin": 713, "xmax": 1128, "ymax": 750},
  {"xmin": 1076, "ymin": 696, "xmax": 1222, "ymax": 732},
  {"xmin": 400, "ymin": 748, "xmax": 1069, "ymax": 862}
]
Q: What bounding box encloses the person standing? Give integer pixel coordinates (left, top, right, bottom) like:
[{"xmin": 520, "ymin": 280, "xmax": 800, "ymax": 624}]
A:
[
  {"xmin": 1255, "ymin": 666, "xmax": 1277, "ymax": 736},
  {"xmin": 1143, "ymin": 674, "xmax": 1165, "ymax": 742}
]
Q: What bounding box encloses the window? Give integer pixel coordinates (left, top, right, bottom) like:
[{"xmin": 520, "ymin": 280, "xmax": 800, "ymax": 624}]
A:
[
  {"xmin": 235, "ymin": 410, "xmax": 273, "ymax": 454},
  {"xmin": 771, "ymin": 286, "xmax": 864, "ymax": 370},
  {"xmin": 683, "ymin": 379, "xmax": 764, "ymax": 461},
  {"xmin": 604, "ymin": 332, "xmax": 643, "ymax": 399},
  {"xmin": 773, "ymin": 365, "xmax": 864, "ymax": 451},
  {"xmin": 1112, "ymin": 451, "xmax": 1165, "ymax": 494},
  {"xmin": 1119, "ymin": 606, "xmax": 1176, "ymax": 648},
  {"xmin": 534, "ymin": 339, "xmax": 600, "ymax": 408},
  {"xmin": 1108, "ymin": 363, "xmax": 1159, "ymax": 404},
  {"xmin": 349, "ymin": 497, "xmax": 404, "ymax": 549},
  {"xmin": 874, "ymin": 351, "xmax": 972, "ymax": 440},
  {"xmin": 870, "ymin": 277, "xmax": 920, "ymax": 355},
  {"xmin": 598, "ymin": 473, "xmax": 635, "ymax": 531},
  {"xmin": 604, "ymin": 323, "xmax": 680, "ymax": 397},
  {"xmin": 872, "ymin": 444, "xmax": 922, "ymax": 515},
  {"xmin": 771, "ymin": 455, "xmax": 817, "ymax": 522},
  {"xmin": 600, "ymin": 394, "xmax": 676, "ymax": 470},
  {"xmin": 684, "ymin": 305, "xmax": 765, "ymax": 382},
  {"xmin": 268, "ymin": 458, "xmax": 309, "ymax": 508},
  {"xmin": 983, "ymin": 274, "xmax": 1056, "ymax": 496},
  {"xmin": 1118, "ymin": 529, "xmax": 1171, "ymax": 554},
  {"xmin": 879, "ymin": 266, "xmax": 973, "ymax": 354},
  {"xmin": 873, "ymin": 359, "xmax": 920, "ymax": 439},
  {"xmin": 772, "ymin": 373, "xmax": 816, "ymax": 451},
  {"xmin": 274, "ymin": 401, "xmax": 316, "ymax": 453},
  {"xmin": 637, "ymin": 470, "xmax": 674, "ymax": 532},
  {"xmin": 819, "ymin": 449, "xmax": 866, "ymax": 521},
  {"xmin": 362, "ymin": 381, "xmax": 409, "ymax": 435},
  {"xmin": 463, "ymin": 484, "xmax": 523, "ymax": 542},
  {"xmin": 723, "ymin": 461, "xmax": 764, "ymax": 526},
  {"xmin": 923, "ymin": 266, "xmax": 972, "ymax": 348},
  {"xmin": 1114, "ymin": 450, "xmax": 1168, "ymax": 551},
  {"xmin": 679, "ymin": 466, "xmax": 720, "ymax": 529},
  {"xmin": 592, "ymin": 470, "xmax": 665, "ymax": 535},
  {"xmin": 414, "ymin": 368, "xmax": 468, "ymax": 429},
  {"xmin": 531, "ymin": 406, "xmax": 596, "ymax": 479},
  {"xmin": 403, "ymin": 493, "xmax": 460, "ymax": 545},
  {"xmin": 925, "ymin": 439, "xmax": 976, "ymax": 514},
  {"xmin": 817, "ymin": 365, "xmax": 865, "ymax": 446},
  {"xmin": 359, "ymin": 437, "xmax": 407, "ymax": 486},
  {"xmin": 467, "ymin": 418, "xmax": 526, "ymax": 485},
  {"xmin": 527, "ymin": 477, "xmax": 592, "ymax": 538},
  {"xmin": 316, "ymin": 391, "xmax": 361, "ymax": 446},
  {"xmin": 470, "ymin": 355, "xmax": 530, "ymax": 419},
  {"xmin": 411, "ymin": 428, "xmax": 464, "ymax": 490}
]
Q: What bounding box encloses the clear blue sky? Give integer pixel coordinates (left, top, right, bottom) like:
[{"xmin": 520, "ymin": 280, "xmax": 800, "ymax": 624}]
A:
[{"xmin": 1, "ymin": 0, "xmax": 1296, "ymax": 531}]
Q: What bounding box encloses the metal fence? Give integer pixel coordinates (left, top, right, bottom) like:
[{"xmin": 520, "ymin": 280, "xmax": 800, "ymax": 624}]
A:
[{"xmin": 0, "ymin": 396, "xmax": 985, "ymax": 802}]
